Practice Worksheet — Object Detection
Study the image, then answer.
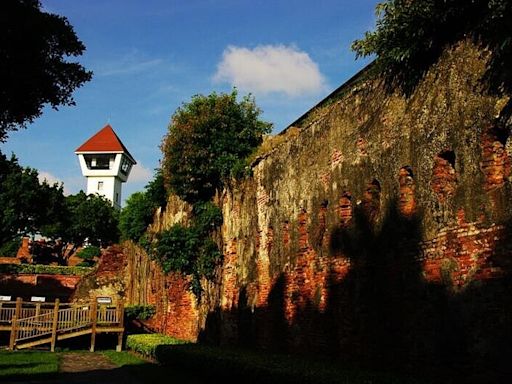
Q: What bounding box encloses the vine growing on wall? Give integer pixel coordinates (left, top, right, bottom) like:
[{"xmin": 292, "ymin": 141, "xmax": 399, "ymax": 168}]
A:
[{"xmin": 147, "ymin": 202, "xmax": 222, "ymax": 297}]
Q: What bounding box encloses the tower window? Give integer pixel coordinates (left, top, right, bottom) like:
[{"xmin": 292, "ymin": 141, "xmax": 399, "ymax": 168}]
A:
[
  {"xmin": 116, "ymin": 193, "xmax": 119, "ymax": 202},
  {"xmin": 97, "ymin": 181, "xmax": 104, "ymax": 190},
  {"xmin": 120, "ymin": 157, "xmax": 131, "ymax": 175},
  {"xmin": 84, "ymin": 154, "xmax": 114, "ymax": 170}
]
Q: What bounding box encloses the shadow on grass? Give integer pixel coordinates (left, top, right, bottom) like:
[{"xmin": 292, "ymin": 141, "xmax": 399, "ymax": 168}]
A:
[{"xmin": 0, "ymin": 351, "xmax": 203, "ymax": 384}]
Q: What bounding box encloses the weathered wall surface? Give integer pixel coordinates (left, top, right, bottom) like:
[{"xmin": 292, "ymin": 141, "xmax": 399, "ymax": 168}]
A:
[
  {"xmin": 72, "ymin": 245, "xmax": 127, "ymax": 306},
  {"xmin": 128, "ymin": 41, "xmax": 512, "ymax": 374}
]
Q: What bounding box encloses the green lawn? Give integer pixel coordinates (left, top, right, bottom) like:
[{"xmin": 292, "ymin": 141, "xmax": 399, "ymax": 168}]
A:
[
  {"xmin": 101, "ymin": 350, "xmax": 147, "ymax": 366},
  {"xmin": 0, "ymin": 348, "xmax": 428, "ymax": 384},
  {"xmin": 0, "ymin": 350, "xmax": 59, "ymax": 379}
]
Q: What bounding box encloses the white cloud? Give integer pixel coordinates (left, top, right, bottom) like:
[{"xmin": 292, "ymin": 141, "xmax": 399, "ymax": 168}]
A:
[
  {"xmin": 129, "ymin": 163, "xmax": 153, "ymax": 183},
  {"xmin": 214, "ymin": 45, "xmax": 327, "ymax": 97},
  {"xmin": 38, "ymin": 171, "xmax": 72, "ymax": 195}
]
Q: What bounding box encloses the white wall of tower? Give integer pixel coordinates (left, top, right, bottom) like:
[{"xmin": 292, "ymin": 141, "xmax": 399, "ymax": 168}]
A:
[{"xmin": 86, "ymin": 176, "xmax": 122, "ymax": 209}]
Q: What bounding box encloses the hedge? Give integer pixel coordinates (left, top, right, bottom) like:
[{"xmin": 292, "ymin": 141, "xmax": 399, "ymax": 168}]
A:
[
  {"xmin": 125, "ymin": 334, "xmax": 187, "ymax": 358},
  {"xmin": 0, "ymin": 264, "xmax": 92, "ymax": 276}
]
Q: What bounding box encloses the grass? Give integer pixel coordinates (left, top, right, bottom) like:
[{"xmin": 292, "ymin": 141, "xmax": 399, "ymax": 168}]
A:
[
  {"xmin": 123, "ymin": 334, "xmax": 426, "ymax": 384},
  {"xmin": 102, "ymin": 349, "xmax": 204, "ymax": 383},
  {"xmin": 0, "ymin": 346, "xmax": 427, "ymax": 384},
  {"xmin": 0, "ymin": 350, "xmax": 59, "ymax": 380},
  {"xmin": 101, "ymin": 350, "xmax": 147, "ymax": 366}
]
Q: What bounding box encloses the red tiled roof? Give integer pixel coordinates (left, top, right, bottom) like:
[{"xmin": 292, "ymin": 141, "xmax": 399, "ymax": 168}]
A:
[{"xmin": 75, "ymin": 124, "xmax": 135, "ymax": 162}]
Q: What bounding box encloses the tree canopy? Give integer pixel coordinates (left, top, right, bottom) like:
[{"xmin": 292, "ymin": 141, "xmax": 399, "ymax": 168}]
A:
[
  {"xmin": 119, "ymin": 170, "xmax": 168, "ymax": 242},
  {"xmin": 0, "ymin": 153, "xmax": 119, "ymax": 250},
  {"xmin": 0, "ymin": 0, "xmax": 92, "ymax": 141},
  {"xmin": 161, "ymin": 90, "xmax": 272, "ymax": 203},
  {"xmin": 352, "ymin": 0, "xmax": 512, "ymax": 118},
  {"xmin": 119, "ymin": 192, "xmax": 155, "ymax": 242},
  {"xmin": 62, "ymin": 191, "xmax": 119, "ymax": 247},
  {"xmin": 0, "ymin": 152, "xmax": 65, "ymax": 246}
]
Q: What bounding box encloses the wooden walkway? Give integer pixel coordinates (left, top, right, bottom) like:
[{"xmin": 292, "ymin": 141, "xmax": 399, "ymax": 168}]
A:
[{"xmin": 0, "ymin": 298, "xmax": 124, "ymax": 351}]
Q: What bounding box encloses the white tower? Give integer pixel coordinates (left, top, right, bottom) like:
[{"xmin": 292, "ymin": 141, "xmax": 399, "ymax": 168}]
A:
[{"xmin": 75, "ymin": 124, "xmax": 136, "ymax": 209}]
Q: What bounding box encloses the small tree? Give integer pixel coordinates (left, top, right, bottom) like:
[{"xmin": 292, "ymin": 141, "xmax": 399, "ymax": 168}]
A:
[
  {"xmin": 0, "ymin": 0, "xmax": 92, "ymax": 141},
  {"xmin": 161, "ymin": 90, "xmax": 272, "ymax": 203}
]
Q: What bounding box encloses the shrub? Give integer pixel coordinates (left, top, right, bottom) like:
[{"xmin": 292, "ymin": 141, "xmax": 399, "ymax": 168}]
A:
[
  {"xmin": 193, "ymin": 201, "xmax": 223, "ymax": 236},
  {"xmin": 0, "ymin": 264, "xmax": 92, "ymax": 275},
  {"xmin": 0, "ymin": 237, "xmax": 21, "ymax": 257},
  {"xmin": 152, "ymin": 215, "xmax": 222, "ymax": 297},
  {"xmin": 126, "ymin": 334, "xmax": 187, "ymax": 358},
  {"xmin": 125, "ymin": 305, "xmax": 156, "ymax": 321},
  {"xmin": 76, "ymin": 246, "xmax": 100, "ymax": 260},
  {"xmin": 154, "ymin": 224, "xmax": 199, "ymax": 274}
]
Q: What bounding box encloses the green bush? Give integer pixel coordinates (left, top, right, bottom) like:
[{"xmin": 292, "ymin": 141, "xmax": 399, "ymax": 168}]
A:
[
  {"xmin": 154, "ymin": 224, "xmax": 199, "ymax": 274},
  {"xmin": 126, "ymin": 334, "xmax": 187, "ymax": 358},
  {"xmin": 0, "ymin": 264, "xmax": 92, "ymax": 275},
  {"xmin": 152, "ymin": 220, "xmax": 222, "ymax": 297},
  {"xmin": 76, "ymin": 246, "xmax": 100, "ymax": 260},
  {"xmin": 0, "ymin": 237, "xmax": 21, "ymax": 257},
  {"xmin": 125, "ymin": 305, "xmax": 156, "ymax": 321},
  {"xmin": 193, "ymin": 201, "xmax": 223, "ymax": 235}
]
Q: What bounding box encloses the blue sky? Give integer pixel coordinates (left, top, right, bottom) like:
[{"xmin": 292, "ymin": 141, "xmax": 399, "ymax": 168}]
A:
[{"xmin": 1, "ymin": 0, "xmax": 378, "ymax": 204}]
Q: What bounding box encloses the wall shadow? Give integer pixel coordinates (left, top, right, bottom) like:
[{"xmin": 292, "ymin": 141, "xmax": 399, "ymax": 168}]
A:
[
  {"xmin": 199, "ymin": 198, "xmax": 512, "ymax": 383},
  {"xmin": 0, "ymin": 275, "xmax": 75, "ymax": 302},
  {"xmin": 0, "ymin": 358, "xmax": 205, "ymax": 384}
]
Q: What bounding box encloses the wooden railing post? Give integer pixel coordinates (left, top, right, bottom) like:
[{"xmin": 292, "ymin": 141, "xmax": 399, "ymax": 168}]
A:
[
  {"xmin": 9, "ymin": 315, "xmax": 17, "ymax": 350},
  {"xmin": 90, "ymin": 301, "xmax": 98, "ymax": 352},
  {"xmin": 50, "ymin": 299, "xmax": 60, "ymax": 352},
  {"xmin": 116, "ymin": 301, "xmax": 124, "ymax": 352},
  {"xmin": 15, "ymin": 297, "xmax": 22, "ymax": 319}
]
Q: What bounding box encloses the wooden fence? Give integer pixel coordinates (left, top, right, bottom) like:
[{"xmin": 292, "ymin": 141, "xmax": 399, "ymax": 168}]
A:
[{"xmin": 0, "ymin": 298, "xmax": 124, "ymax": 352}]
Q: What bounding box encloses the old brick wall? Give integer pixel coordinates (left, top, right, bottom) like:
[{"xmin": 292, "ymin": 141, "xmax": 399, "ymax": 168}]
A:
[
  {"xmin": 121, "ymin": 196, "xmax": 199, "ymax": 341},
  {"xmin": 122, "ymin": 241, "xmax": 199, "ymax": 341},
  {"xmin": 127, "ymin": 41, "xmax": 512, "ymax": 375}
]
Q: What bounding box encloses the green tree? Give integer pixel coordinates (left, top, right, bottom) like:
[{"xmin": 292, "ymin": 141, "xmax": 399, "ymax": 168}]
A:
[
  {"xmin": 352, "ymin": 0, "xmax": 512, "ymax": 120},
  {"xmin": 119, "ymin": 170, "xmax": 168, "ymax": 242},
  {"xmin": 119, "ymin": 192, "xmax": 155, "ymax": 242},
  {"xmin": 0, "ymin": 0, "xmax": 92, "ymax": 141},
  {"xmin": 161, "ymin": 90, "xmax": 272, "ymax": 203},
  {"xmin": 0, "ymin": 152, "xmax": 64, "ymax": 245},
  {"xmin": 64, "ymin": 191, "xmax": 119, "ymax": 246},
  {"xmin": 145, "ymin": 168, "xmax": 168, "ymax": 209}
]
